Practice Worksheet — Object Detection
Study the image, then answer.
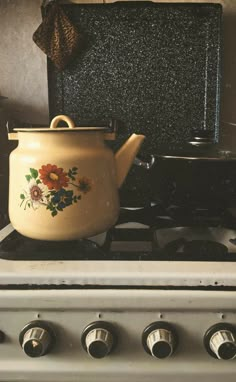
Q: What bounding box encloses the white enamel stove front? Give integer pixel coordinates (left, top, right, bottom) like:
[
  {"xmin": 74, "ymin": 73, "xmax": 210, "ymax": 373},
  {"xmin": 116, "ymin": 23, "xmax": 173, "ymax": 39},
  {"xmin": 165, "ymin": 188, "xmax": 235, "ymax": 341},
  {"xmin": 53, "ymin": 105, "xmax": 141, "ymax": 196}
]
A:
[
  {"xmin": 1, "ymin": 226, "xmax": 236, "ymax": 381},
  {"xmin": 0, "ymin": 290, "xmax": 236, "ymax": 382}
]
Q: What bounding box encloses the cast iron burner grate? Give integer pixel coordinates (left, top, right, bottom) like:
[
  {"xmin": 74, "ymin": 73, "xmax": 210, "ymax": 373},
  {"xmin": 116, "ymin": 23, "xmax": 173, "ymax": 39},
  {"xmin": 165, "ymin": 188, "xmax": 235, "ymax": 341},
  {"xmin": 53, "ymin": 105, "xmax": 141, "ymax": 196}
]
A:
[
  {"xmin": 162, "ymin": 239, "xmax": 228, "ymax": 258},
  {"xmin": 2, "ymin": 206, "xmax": 236, "ymax": 261},
  {"xmin": 1, "ymin": 229, "xmax": 236, "ymax": 262},
  {"xmin": 0, "ymin": 230, "xmax": 108, "ymax": 261}
]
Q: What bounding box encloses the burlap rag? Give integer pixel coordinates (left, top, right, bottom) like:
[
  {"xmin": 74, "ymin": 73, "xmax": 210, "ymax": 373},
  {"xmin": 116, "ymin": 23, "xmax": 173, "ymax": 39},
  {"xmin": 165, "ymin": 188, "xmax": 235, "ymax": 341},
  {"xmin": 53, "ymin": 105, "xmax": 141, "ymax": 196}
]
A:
[{"xmin": 33, "ymin": 2, "xmax": 80, "ymax": 71}]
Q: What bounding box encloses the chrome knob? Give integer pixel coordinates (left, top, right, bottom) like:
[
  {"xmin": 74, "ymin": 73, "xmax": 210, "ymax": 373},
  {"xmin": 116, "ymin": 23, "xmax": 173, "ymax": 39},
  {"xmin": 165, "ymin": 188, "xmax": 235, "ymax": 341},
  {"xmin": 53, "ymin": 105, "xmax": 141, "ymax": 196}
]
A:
[
  {"xmin": 82, "ymin": 321, "xmax": 117, "ymax": 359},
  {"xmin": 210, "ymin": 330, "xmax": 236, "ymax": 360},
  {"xmin": 142, "ymin": 322, "xmax": 178, "ymax": 359},
  {"xmin": 147, "ymin": 328, "xmax": 174, "ymax": 358},
  {"xmin": 22, "ymin": 327, "xmax": 51, "ymax": 357},
  {"xmin": 19, "ymin": 321, "xmax": 55, "ymax": 357},
  {"xmin": 204, "ymin": 323, "xmax": 236, "ymax": 360},
  {"xmin": 85, "ymin": 328, "xmax": 113, "ymax": 358}
]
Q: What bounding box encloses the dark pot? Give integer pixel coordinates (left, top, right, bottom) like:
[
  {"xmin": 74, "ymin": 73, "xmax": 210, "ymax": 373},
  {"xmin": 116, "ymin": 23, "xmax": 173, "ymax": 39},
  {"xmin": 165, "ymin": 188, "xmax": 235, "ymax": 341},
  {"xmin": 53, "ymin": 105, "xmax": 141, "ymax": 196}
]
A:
[{"xmin": 135, "ymin": 146, "xmax": 236, "ymax": 208}]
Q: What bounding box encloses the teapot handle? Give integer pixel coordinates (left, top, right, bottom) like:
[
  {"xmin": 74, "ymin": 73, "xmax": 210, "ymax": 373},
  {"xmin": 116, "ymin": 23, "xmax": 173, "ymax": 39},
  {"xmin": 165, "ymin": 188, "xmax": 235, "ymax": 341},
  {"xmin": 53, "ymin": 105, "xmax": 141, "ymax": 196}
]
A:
[{"xmin": 50, "ymin": 115, "xmax": 75, "ymax": 129}]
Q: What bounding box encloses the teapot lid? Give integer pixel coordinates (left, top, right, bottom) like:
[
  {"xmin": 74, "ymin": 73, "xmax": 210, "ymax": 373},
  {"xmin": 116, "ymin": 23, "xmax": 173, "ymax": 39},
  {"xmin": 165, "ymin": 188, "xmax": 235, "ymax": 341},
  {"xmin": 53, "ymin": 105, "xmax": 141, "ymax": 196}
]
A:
[
  {"xmin": 14, "ymin": 115, "xmax": 108, "ymax": 133},
  {"xmin": 14, "ymin": 126, "xmax": 107, "ymax": 132}
]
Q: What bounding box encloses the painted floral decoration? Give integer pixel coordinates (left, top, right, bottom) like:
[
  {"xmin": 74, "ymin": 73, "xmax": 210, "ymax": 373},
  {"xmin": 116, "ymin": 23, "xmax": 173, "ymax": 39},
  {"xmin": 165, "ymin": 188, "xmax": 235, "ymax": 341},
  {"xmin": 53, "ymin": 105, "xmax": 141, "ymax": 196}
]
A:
[
  {"xmin": 39, "ymin": 164, "xmax": 69, "ymax": 190},
  {"xmin": 20, "ymin": 165, "xmax": 92, "ymax": 217}
]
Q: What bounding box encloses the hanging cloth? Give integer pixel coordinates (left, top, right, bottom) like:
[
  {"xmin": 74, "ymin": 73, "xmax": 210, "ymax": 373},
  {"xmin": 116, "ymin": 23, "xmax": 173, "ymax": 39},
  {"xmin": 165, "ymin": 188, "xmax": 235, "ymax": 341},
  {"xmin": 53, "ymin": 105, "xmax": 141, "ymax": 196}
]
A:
[{"xmin": 33, "ymin": 1, "xmax": 81, "ymax": 71}]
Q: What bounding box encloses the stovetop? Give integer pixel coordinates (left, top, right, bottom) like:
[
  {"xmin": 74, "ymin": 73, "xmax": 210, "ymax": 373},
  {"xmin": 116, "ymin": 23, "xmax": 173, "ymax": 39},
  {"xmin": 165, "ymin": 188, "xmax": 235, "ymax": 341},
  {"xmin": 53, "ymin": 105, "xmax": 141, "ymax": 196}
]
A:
[
  {"xmin": 2, "ymin": 205, "xmax": 236, "ymax": 262},
  {"xmin": 2, "ymin": 224, "xmax": 236, "ymax": 262},
  {"xmin": 2, "ymin": 205, "xmax": 236, "ymax": 288}
]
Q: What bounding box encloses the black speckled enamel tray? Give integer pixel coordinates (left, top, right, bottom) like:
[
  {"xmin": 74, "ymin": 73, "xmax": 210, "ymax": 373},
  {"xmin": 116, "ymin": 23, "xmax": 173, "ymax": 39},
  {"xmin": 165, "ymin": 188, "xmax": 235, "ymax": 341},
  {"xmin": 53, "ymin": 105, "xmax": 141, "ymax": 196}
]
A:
[{"xmin": 48, "ymin": 2, "xmax": 222, "ymax": 206}]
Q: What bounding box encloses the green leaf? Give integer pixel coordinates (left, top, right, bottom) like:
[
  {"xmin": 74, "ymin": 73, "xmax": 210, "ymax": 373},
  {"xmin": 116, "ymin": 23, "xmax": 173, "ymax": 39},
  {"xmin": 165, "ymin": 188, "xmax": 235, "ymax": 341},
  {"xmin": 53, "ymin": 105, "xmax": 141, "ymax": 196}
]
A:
[
  {"xmin": 36, "ymin": 179, "xmax": 41, "ymax": 184},
  {"xmin": 46, "ymin": 202, "xmax": 54, "ymax": 210},
  {"xmin": 25, "ymin": 175, "xmax": 32, "ymax": 182},
  {"xmin": 27, "ymin": 203, "xmax": 31, "ymax": 208},
  {"xmin": 20, "ymin": 194, "xmax": 25, "ymax": 199},
  {"xmin": 51, "ymin": 210, "xmax": 58, "ymax": 217},
  {"xmin": 30, "ymin": 168, "xmax": 38, "ymax": 179},
  {"xmin": 68, "ymin": 171, "xmax": 75, "ymax": 180},
  {"xmin": 72, "ymin": 167, "xmax": 78, "ymax": 172}
]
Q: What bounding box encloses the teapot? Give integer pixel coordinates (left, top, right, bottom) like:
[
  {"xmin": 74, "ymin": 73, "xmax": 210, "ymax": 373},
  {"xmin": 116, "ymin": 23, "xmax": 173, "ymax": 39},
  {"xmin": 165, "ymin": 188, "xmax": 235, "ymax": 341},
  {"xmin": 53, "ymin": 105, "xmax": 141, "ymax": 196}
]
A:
[{"xmin": 8, "ymin": 115, "xmax": 145, "ymax": 241}]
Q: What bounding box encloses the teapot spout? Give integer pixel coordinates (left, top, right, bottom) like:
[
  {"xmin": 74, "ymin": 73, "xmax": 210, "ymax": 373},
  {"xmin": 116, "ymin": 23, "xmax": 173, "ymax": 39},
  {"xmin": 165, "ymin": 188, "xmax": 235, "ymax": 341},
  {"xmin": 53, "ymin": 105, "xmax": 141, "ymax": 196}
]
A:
[{"xmin": 115, "ymin": 133, "xmax": 145, "ymax": 188}]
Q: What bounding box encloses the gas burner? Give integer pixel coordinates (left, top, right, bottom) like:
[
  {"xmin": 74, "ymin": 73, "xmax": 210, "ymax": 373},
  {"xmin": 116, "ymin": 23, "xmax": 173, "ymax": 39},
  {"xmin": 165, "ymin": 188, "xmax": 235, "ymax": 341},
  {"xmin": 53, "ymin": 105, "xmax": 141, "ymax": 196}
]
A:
[
  {"xmin": 153, "ymin": 225, "xmax": 236, "ymax": 261},
  {"xmin": 0, "ymin": 229, "xmax": 108, "ymax": 260},
  {"xmin": 163, "ymin": 239, "xmax": 228, "ymax": 257},
  {"xmin": 183, "ymin": 240, "xmax": 228, "ymax": 257}
]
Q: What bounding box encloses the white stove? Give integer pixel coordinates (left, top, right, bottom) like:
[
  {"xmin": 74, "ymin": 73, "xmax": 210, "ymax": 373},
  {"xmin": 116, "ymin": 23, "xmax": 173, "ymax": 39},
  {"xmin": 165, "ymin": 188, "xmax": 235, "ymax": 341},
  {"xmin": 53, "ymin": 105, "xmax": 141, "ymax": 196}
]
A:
[{"xmin": 1, "ymin": 217, "xmax": 236, "ymax": 382}]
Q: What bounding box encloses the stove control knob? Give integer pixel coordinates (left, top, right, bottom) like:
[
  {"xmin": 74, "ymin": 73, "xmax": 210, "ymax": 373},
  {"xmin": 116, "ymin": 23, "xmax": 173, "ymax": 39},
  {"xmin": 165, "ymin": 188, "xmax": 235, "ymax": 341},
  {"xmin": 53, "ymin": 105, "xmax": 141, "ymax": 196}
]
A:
[
  {"xmin": 210, "ymin": 331, "xmax": 236, "ymax": 360},
  {"xmin": 204, "ymin": 323, "xmax": 236, "ymax": 360},
  {"xmin": 19, "ymin": 321, "xmax": 55, "ymax": 357},
  {"xmin": 85, "ymin": 328, "xmax": 113, "ymax": 358},
  {"xmin": 142, "ymin": 322, "xmax": 178, "ymax": 359},
  {"xmin": 147, "ymin": 328, "xmax": 174, "ymax": 358},
  {"xmin": 82, "ymin": 321, "xmax": 117, "ymax": 359}
]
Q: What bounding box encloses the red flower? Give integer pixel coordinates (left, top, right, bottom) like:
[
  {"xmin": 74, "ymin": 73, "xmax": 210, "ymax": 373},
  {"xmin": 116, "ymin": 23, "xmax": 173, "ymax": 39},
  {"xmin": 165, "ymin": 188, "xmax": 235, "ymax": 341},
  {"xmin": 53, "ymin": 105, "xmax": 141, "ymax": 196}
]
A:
[
  {"xmin": 39, "ymin": 164, "xmax": 69, "ymax": 190},
  {"xmin": 78, "ymin": 176, "xmax": 92, "ymax": 194}
]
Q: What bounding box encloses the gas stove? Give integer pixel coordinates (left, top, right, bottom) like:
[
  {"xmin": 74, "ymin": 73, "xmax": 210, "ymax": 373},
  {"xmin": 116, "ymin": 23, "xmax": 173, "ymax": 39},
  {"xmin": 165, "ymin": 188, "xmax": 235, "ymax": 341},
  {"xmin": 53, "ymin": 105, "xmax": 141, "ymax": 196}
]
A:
[
  {"xmin": 0, "ymin": 1, "xmax": 227, "ymax": 380},
  {"xmin": 1, "ymin": 207, "xmax": 236, "ymax": 382}
]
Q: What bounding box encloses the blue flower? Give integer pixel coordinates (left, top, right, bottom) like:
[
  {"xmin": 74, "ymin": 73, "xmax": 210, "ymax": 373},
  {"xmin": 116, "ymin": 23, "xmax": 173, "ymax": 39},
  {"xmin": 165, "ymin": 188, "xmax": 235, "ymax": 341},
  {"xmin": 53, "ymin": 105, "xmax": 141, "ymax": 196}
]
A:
[{"xmin": 51, "ymin": 189, "xmax": 73, "ymax": 209}]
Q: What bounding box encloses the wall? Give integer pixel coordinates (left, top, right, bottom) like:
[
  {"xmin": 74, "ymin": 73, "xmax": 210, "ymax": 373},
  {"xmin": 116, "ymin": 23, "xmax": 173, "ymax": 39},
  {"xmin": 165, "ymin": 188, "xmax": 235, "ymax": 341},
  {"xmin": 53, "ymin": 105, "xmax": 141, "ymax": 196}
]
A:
[
  {"xmin": 0, "ymin": 0, "xmax": 48, "ymax": 124},
  {"xmin": 1, "ymin": 0, "xmax": 236, "ymax": 148}
]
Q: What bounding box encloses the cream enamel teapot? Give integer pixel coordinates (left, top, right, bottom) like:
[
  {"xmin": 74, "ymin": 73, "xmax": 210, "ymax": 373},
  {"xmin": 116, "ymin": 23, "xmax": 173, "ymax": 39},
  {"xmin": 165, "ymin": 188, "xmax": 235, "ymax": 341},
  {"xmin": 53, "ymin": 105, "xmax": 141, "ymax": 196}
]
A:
[{"xmin": 8, "ymin": 115, "xmax": 145, "ymax": 241}]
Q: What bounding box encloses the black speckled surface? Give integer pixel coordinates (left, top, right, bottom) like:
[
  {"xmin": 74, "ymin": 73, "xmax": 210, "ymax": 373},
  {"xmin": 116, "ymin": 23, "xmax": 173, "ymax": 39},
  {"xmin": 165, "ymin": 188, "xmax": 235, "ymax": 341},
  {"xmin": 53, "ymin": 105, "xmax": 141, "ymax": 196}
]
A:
[{"xmin": 48, "ymin": 2, "xmax": 222, "ymax": 206}]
